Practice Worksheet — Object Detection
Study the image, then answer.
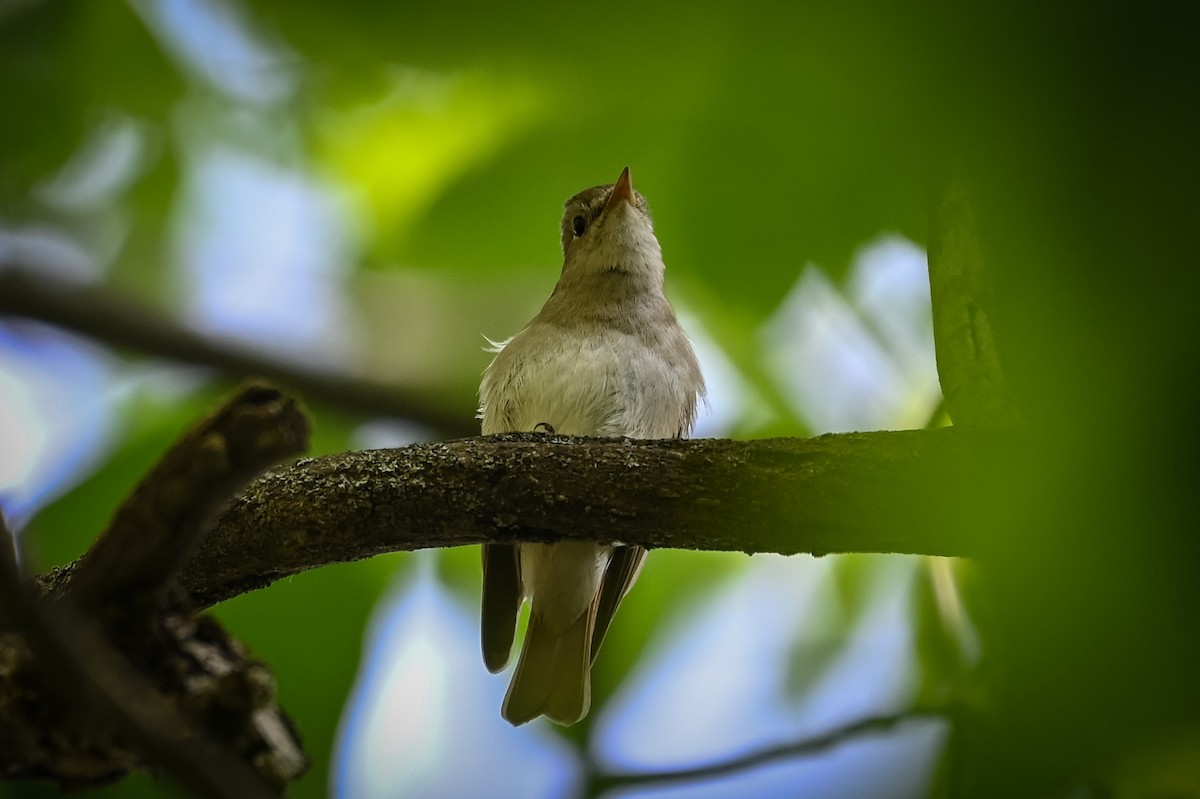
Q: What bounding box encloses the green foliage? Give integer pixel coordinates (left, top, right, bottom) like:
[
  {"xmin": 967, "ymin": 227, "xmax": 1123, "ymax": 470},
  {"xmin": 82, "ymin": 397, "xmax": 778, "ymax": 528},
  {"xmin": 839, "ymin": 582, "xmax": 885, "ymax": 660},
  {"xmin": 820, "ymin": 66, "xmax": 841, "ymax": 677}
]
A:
[{"xmin": 3, "ymin": 0, "xmax": 1198, "ymax": 797}]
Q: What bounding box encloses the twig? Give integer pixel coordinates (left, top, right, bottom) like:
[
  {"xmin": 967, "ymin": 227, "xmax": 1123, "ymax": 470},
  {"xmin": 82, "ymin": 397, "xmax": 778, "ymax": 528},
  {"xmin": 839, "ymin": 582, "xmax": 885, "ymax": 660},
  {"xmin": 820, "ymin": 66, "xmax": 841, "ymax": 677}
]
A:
[
  {"xmin": 583, "ymin": 709, "xmax": 947, "ymax": 794},
  {"xmin": 0, "ymin": 270, "xmax": 477, "ymax": 434}
]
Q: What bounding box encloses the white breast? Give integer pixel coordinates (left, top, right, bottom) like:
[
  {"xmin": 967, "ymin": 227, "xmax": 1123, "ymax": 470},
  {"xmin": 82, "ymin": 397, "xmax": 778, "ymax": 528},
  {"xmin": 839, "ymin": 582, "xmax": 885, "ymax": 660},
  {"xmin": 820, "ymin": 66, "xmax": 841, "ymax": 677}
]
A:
[
  {"xmin": 482, "ymin": 323, "xmax": 619, "ymax": 437},
  {"xmin": 480, "ymin": 321, "xmax": 695, "ymax": 439}
]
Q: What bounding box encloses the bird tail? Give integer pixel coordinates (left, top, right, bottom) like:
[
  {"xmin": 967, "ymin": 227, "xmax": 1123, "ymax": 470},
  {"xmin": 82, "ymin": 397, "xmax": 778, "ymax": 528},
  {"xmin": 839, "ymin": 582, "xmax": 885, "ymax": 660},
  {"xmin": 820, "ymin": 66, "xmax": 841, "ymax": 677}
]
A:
[{"xmin": 502, "ymin": 606, "xmax": 594, "ymax": 726}]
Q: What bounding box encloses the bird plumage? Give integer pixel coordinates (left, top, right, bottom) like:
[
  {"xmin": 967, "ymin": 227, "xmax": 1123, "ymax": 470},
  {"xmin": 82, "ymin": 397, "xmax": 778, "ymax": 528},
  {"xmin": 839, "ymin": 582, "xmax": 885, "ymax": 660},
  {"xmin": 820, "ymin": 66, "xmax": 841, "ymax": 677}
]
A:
[{"xmin": 479, "ymin": 167, "xmax": 704, "ymax": 725}]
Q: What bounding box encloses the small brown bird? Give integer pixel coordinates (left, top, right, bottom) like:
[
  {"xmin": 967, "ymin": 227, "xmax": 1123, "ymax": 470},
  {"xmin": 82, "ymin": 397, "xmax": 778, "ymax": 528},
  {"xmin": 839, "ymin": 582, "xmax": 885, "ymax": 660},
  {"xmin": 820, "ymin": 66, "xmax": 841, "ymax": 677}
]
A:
[{"xmin": 478, "ymin": 167, "xmax": 704, "ymax": 725}]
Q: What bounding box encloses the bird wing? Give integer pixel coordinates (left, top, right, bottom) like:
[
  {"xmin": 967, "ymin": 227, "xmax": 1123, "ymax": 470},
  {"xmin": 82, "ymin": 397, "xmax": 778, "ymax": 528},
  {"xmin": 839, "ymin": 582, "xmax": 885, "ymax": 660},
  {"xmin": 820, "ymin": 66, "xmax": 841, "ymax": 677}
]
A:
[
  {"xmin": 589, "ymin": 544, "xmax": 647, "ymax": 663},
  {"xmin": 481, "ymin": 543, "xmax": 522, "ymax": 673}
]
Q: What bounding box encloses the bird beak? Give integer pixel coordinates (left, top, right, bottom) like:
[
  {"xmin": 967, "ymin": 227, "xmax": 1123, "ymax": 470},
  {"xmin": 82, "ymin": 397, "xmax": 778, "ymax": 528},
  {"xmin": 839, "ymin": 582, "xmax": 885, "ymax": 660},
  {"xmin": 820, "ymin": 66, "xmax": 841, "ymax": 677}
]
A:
[{"xmin": 603, "ymin": 166, "xmax": 634, "ymax": 213}]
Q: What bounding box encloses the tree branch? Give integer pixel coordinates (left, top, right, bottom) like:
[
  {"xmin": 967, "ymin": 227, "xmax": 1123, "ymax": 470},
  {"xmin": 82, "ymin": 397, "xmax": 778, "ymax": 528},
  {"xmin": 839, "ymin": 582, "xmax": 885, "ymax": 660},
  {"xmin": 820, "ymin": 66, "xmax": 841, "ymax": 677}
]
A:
[
  {"xmin": 4, "ymin": 383, "xmax": 310, "ymax": 792},
  {"xmin": 71, "ymin": 381, "xmax": 309, "ymax": 605},
  {"xmin": 10, "ymin": 378, "xmax": 1018, "ymax": 793},
  {"xmin": 928, "ymin": 180, "xmax": 1023, "ymax": 429},
  {"xmin": 582, "ymin": 709, "xmax": 947, "ymax": 794},
  {"xmin": 0, "ymin": 269, "xmax": 477, "ymax": 434},
  {"xmin": 1, "ymin": 516, "xmax": 292, "ymax": 798},
  {"xmin": 41, "ymin": 427, "xmax": 1018, "ymax": 610}
]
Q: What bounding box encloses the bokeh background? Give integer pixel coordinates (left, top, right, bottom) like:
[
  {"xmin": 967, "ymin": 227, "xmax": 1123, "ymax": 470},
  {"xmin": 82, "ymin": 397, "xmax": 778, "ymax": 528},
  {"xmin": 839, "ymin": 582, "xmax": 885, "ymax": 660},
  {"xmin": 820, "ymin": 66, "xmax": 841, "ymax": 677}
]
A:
[{"xmin": 2, "ymin": 1, "xmax": 1197, "ymax": 798}]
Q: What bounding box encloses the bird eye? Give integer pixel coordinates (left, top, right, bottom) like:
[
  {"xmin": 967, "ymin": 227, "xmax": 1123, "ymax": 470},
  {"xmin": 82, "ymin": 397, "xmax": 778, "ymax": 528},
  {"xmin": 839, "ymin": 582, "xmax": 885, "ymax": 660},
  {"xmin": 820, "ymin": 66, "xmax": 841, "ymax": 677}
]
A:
[{"xmin": 571, "ymin": 215, "xmax": 587, "ymax": 237}]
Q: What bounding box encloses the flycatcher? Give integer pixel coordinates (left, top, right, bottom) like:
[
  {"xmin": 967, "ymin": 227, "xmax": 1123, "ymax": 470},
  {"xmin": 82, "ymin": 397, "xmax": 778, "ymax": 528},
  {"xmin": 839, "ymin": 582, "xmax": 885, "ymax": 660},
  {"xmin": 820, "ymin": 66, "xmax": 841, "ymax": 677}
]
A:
[{"xmin": 479, "ymin": 167, "xmax": 704, "ymax": 726}]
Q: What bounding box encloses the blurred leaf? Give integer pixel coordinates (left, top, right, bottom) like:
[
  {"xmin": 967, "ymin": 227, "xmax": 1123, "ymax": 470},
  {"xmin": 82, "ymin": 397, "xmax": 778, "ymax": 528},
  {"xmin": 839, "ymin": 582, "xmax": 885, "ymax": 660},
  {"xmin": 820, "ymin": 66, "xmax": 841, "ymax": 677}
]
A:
[
  {"xmin": 680, "ymin": 279, "xmax": 811, "ymax": 438},
  {"xmin": 315, "ymin": 68, "xmax": 547, "ymax": 262},
  {"xmin": 250, "ymin": 0, "xmax": 935, "ymax": 305},
  {"xmin": 1107, "ymin": 726, "xmax": 1200, "ymax": 799},
  {"xmin": 781, "ymin": 554, "xmax": 895, "ymax": 702},
  {"xmin": 0, "ymin": 1, "xmax": 181, "ymax": 205},
  {"xmin": 909, "ymin": 558, "xmax": 973, "ymax": 710}
]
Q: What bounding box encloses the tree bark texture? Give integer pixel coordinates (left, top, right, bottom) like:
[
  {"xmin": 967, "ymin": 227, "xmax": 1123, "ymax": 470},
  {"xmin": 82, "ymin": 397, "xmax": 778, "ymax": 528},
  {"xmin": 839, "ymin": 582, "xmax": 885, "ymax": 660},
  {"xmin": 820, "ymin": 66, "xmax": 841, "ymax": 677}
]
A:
[
  {"xmin": 112, "ymin": 426, "xmax": 1014, "ymax": 610},
  {"xmin": 2, "ymin": 384, "xmax": 310, "ymax": 795}
]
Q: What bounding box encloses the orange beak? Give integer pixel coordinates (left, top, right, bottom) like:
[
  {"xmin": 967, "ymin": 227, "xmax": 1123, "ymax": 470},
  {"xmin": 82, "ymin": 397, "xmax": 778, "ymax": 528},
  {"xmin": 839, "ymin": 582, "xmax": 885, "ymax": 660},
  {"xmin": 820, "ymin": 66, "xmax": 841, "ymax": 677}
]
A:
[{"xmin": 603, "ymin": 166, "xmax": 634, "ymax": 213}]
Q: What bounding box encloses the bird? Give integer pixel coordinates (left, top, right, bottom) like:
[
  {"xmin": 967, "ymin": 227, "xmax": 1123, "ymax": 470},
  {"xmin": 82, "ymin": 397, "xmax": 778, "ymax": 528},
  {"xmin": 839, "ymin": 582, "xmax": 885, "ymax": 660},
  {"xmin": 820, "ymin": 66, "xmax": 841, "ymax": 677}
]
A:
[{"xmin": 478, "ymin": 166, "xmax": 705, "ymax": 726}]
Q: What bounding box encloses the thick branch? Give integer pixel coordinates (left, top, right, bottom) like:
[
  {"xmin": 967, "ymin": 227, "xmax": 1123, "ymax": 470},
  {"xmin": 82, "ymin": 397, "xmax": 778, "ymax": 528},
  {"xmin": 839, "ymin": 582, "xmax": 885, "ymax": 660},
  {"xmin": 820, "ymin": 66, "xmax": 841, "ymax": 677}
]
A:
[
  {"xmin": 182, "ymin": 429, "xmax": 1018, "ymax": 606},
  {"xmin": 5, "ymin": 384, "xmax": 310, "ymax": 792},
  {"xmin": 1, "ymin": 517, "xmax": 291, "ymax": 797},
  {"xmin": 0, "ymin": 270, "xmax": 477, "ymax": 435},
  {"xmin": 70, "ymin": 381, "xmax": 309, "ymax": 605},
  {"xmin": 41, "ymin": 427, "xmax": 1017, "ymax": 609}
]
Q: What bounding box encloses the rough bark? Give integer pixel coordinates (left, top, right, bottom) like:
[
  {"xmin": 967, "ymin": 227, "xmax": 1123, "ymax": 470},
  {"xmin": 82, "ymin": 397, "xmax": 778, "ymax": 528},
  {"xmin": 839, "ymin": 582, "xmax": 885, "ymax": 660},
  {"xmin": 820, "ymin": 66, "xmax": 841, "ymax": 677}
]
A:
[
  {"xmin": 2, "ymin": 383, "xmax": 309, "ymax": 795},
  {"xmin": 34, "ymin": 426, "xmax": 1019, "ymax": 612}
]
